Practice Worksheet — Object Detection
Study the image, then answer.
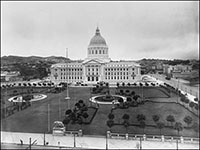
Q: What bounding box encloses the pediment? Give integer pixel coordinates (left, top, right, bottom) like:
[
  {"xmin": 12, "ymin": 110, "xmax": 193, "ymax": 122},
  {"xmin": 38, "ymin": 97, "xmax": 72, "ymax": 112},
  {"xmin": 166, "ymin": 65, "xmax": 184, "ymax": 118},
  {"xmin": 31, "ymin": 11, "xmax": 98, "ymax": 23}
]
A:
[{"xmin": 82, "ymin": 58, "xmax": 105, "ymax": 65}]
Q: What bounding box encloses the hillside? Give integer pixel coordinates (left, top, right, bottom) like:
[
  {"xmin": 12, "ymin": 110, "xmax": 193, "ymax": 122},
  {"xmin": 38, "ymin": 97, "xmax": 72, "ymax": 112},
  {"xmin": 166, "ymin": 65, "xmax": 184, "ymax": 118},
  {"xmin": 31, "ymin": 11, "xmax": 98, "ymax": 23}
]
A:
[{"xmin": 1, "ymin": 55, "xmax": 71, "ymax": 65}]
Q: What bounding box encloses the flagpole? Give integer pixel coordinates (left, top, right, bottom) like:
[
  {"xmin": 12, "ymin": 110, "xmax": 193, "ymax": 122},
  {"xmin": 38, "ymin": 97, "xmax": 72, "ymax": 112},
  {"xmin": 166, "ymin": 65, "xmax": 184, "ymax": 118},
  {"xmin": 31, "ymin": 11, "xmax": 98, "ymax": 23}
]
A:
[{"xmin": 65, "ymin": 48, "xmax": 70, "ymax": 109}]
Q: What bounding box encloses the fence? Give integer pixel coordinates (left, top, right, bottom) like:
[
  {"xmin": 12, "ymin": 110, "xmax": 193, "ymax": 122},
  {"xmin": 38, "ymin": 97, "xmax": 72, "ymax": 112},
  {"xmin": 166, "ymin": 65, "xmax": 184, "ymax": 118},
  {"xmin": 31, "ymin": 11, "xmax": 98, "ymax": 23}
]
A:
[
  {"xmin": 108, "ymin": 131, "xmax": 199, "ymax": 144},
  {"xmin": 1, "ymin": 131, "xmax": 199, "ymax": 149}
]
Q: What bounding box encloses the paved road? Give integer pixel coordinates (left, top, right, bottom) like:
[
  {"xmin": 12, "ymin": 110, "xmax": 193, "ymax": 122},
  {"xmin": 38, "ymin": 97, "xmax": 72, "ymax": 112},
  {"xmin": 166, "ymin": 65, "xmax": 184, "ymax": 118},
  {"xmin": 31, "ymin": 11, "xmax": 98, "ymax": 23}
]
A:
[
  {"xmin": 1, "ymin": 131, "xmax": 199, "ymax": 149},
  {"xmin": 150, "ymin": 74, "xmax": 199, "ymax": 99}
]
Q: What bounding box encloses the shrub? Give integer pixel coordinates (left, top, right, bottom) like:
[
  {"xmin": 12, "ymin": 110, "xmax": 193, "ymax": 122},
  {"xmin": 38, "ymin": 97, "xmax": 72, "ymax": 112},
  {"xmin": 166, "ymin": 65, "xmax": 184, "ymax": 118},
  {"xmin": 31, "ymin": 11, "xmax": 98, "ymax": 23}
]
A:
[
  {"xmin": 189, "ymin": 102, "xmax": 195, "ymax": 108},
  {"xmin": 194, "ymin": 98, "xmax": 198, "ymax": 102},
  {"xmin": 184, "ymin": 98, "xmax": 189, "ymax": 104}
]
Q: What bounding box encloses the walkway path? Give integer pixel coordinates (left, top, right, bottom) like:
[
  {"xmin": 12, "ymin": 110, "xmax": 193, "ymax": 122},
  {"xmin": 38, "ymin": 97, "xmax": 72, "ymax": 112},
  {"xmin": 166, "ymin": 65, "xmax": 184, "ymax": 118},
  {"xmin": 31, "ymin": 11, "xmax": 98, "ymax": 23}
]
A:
[{"xmin": 1, "ymin": 131, "xmax": 199, "ymax": 149}]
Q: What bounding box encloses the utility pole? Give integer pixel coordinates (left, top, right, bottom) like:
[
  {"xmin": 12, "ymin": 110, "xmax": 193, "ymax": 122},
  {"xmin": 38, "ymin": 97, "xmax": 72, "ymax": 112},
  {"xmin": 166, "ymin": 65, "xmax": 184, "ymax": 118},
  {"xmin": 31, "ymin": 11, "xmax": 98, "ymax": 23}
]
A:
[
  {"xmin": 106, "ymin": 134, "xmax": 108, "ymax": 150},
  {"xmin": 43, "ymin": 132, "xmax": 46, "ymax": 146},
  {"xmin": 29, "ymin": 137, "xmax": 31, "ymax": 150},
  {"xmin": 74, "ymin": 134, "xmax": 76, "ymax": 148},
  {"xmin": 48, "ymin": 104, "xmax": 50, "ymax": 133},
  {"xmin": 140, "ymin": 137, "xmax": 142, "ymax": 150},
  {"xmin": 176, "ymin": 139, "xmax": 178, "ymax": 150}
]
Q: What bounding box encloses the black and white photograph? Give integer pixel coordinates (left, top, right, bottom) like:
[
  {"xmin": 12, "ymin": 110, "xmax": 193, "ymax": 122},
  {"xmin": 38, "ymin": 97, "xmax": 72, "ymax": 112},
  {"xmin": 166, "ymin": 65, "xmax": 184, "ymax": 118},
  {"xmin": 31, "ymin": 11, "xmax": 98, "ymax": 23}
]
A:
[{"xmin": 1, "ymin": 1, "xmax": 199, "ymax": 149}]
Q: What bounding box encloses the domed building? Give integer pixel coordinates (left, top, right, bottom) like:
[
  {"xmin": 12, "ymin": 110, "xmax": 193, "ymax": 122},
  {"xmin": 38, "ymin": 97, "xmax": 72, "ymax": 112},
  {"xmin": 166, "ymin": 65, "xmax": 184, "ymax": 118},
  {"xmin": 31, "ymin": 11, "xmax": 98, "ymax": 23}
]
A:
[{"xmin": 50, "ymin": 27, "xmax": 141, "ymax": 84}]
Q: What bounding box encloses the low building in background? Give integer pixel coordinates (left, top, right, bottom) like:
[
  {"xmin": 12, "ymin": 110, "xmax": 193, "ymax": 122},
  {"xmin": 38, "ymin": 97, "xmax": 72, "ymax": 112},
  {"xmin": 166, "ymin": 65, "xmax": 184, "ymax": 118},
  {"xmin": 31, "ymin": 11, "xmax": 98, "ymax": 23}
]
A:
[{"xmin": 1, "ymin": 71, "xmax": 23, "ymax": 82}]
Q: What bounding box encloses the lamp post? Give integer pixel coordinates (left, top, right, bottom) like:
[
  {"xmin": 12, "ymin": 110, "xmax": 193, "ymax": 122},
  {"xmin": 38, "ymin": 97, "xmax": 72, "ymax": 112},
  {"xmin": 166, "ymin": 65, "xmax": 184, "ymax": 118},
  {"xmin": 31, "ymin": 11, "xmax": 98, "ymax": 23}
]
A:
[
  {"xmin": 140, "ymin": 137, "xmax": 142, "ymax": 150},
  {"xmin": 74, "ymin": 133, "xmax": 76, "ymax": 148},
  {"xmin": 106, "ymin": 133, "xmax": 108, "ymax": 150}
]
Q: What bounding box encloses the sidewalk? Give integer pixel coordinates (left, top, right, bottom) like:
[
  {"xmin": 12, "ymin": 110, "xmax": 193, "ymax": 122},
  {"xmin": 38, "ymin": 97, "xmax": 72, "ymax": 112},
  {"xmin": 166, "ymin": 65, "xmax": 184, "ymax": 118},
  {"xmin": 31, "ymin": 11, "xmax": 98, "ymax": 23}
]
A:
[{"xmin": 1, "ymin": 131, "xmax": 199, "ymax": 149}]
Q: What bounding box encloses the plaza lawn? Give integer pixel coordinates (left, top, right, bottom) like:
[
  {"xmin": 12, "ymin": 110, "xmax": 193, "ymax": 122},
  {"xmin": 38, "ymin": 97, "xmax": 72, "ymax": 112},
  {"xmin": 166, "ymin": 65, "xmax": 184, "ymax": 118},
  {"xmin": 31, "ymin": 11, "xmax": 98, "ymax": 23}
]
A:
[{"xmin": 1, "ymin": 86, "xmax": 199, "ymax": 138}]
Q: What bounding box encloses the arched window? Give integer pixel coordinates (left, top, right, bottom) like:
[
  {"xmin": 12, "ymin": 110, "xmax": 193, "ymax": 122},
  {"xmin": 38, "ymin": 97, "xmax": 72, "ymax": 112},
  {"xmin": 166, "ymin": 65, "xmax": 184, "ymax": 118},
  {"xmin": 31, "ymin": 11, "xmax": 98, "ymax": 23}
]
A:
[
  {"xmin": 92, "ymin": 50, "xmax": 94, "ymax": 54},
  {"xmin": 96, "ymin": 50, "xmax": 98, "ymax": 54},
  {"xmin": 99, "ymin": 50, "xmax": 101, "ymax": 54}
]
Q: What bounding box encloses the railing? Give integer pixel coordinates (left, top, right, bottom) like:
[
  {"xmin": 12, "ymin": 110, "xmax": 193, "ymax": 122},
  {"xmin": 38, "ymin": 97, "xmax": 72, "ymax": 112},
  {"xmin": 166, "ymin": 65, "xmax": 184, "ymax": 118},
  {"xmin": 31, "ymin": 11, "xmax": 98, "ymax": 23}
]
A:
[
  {"xmin": 64, "ymin": 130, "xmax": 82, "ymax": 136},
  {"xmin": 108, "ymin": 132, "xmax": 199, "ymax": 144}
]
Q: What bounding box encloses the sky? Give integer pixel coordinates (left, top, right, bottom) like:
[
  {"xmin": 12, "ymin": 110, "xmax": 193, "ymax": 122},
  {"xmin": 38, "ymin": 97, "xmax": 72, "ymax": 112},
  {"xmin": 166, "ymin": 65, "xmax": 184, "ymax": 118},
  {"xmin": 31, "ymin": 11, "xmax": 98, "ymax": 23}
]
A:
[{"xmin": 1, "ymin": 1, "xmax": 199, "ymax": 60}]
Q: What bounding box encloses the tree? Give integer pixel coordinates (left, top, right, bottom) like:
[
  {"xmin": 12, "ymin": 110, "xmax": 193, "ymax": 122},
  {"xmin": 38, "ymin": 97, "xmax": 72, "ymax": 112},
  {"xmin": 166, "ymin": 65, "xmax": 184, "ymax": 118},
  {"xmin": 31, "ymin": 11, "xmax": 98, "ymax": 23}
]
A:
[
  {"xmin": 122, "ymin": 114, "xmax": 130, "ymax": 120},
  {"xmin": 166, "ymin": 115, "xmax": 175, "ymax": 126},
  {"xmin": 180, "ymin": 96, "xmax": 186, "ymax": 103},
  {"xmin": 77, "ymin": 117, "xmax": 83, "ymax": 130},
  {"xmin": 194, "ymin": 98, "xmax": 198, "ymax": 102},
  {"xmin": 125, "ymin": 90, "xmax": 130, "ymax": 94},
  {"xmin": 13, "ymin": 90, "xmax": 18, "ymax": 96},
  {"xmin": 131, "ymin": 91, "xmax": 135, "ymax": 96},
  {"xmin": 123, "ymin": 120, "xmax": 130, "ymax": 133},
  {"xmin": 192, "ymin": 122, "xmax": 199, "ymax": 133},
  {"xmin": 184, "ymin": 98, "xmax": 189, "ymax": 104},
  {"xmin": 107, "ymin": 119, "xmax": 114, "ymax": 131},
  {"xmin": 139, "ymin": 120, "xmax": 146, "ymax": 134},
  {"xmin": 126, "ymin": 97, "xmax": 132, "ymax": 104},
  {"xmin": 189, "ymin": 102, "xmax": 195, "ymax": 108},
  {"xmin": 122, "ymin": 114, "xmax": 130, "ymax": 133},
  {"xmin": 137, "ymin": 114, "xmax": 146, "ymax": 122},
  {"xmin": 118, "ymin": 98, "xmax": 124, "ymax": 108},
  {"xmin": 120, "ymin": 90, "xmax": 124, "ymax": 95},
  {"xmin": 62, "ymin": 117, "xmax": 70, "ymax": 130},
  {"xmin": 152, "ymin": 115, "xmax": 160, "ymax": 124},
  {"xmin": 194, "ymin": 104, "xmax": 199, "ymax": 111},
  {"xmin": 108, "ymin": 113, "xmax": 115, "ymax": 120},
  {"xmin": 82, "ymin": 112, "xmax": 89, "ymax": 122},
  {"xmin": 174, "ymin": 122, "xmax": 183, "ymax": 136},
  {"xmin": 183, "ymin": 116, "xmax": 193, "ymax": 127},
  {"xmin": 65, "ymin": 109, "xmax": 72, "ymax": 116},
  {"xmin": 156, "ymin": 122, "xmax": 165, "ymax": 135}
]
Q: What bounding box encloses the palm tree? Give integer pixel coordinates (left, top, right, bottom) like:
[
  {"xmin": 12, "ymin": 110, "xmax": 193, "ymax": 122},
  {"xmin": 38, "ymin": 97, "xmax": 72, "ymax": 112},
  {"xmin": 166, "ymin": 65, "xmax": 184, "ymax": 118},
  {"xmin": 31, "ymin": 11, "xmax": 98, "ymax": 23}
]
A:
[
  {"xmin": 166, "ymin": 115, "xmax": 175, "ymax": 127},
  {"xmin": 183, "ymin": 116, "xmax": 193, "ymax": 127},
  {"xmin": 174, "ymin": 122, "xmax": 183, "ymax": 136},
  {"xmin": 156, "ymin": 122, "xmax": 165, "ymax": 135},
  {"xmin": 152, "ymin": 115, "xmax": 160, "ymax": 124}
]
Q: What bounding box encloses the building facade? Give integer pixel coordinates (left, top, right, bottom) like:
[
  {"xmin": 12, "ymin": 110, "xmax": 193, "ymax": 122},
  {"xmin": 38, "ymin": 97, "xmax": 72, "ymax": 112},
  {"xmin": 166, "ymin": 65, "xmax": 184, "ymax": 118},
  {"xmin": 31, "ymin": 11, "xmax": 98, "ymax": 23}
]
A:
[{"xmin": 50, "ymin": 27, "xmax": 141, "ymax": 84}]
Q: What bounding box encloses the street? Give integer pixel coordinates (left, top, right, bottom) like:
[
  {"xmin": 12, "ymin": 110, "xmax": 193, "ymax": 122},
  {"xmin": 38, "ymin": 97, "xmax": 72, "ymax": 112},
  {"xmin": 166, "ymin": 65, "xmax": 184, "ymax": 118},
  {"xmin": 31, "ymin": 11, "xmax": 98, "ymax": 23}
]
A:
[{"xmin": 150, "ymin": 74, "xmax": 199, "ymax": 99}]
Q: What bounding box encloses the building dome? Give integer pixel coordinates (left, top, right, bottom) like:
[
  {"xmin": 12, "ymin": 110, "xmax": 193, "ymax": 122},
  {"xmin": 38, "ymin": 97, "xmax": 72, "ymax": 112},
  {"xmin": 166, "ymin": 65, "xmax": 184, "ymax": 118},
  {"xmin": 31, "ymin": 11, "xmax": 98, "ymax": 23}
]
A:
[{"xmin": 89, "ymin": 27, "xmax": 107, "ymax": 46}]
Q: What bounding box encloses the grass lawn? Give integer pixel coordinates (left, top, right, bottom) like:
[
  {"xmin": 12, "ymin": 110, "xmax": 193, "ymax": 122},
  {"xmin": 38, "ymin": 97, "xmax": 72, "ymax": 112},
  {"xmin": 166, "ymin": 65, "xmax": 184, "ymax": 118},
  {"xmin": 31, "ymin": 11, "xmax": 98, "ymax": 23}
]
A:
[{"xmin": 1, "ymin": 86, "xmax": 199, "ymax": 138}]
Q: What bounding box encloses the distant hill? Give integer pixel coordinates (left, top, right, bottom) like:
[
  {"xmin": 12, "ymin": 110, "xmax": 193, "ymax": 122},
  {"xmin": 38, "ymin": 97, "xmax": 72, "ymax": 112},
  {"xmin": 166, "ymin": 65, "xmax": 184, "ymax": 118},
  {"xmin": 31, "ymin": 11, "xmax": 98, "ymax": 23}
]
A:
[{"xmin": 1, "ymin": 55, "xmax": 71, "ymax": 65}]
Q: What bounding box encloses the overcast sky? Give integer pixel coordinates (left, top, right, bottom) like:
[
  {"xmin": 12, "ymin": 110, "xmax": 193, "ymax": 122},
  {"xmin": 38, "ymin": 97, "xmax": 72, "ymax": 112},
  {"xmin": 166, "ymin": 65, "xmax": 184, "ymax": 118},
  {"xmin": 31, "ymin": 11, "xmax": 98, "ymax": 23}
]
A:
[{"xmin": 1, "ymin": 1, "xmax": 199, "ymax": 60}]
